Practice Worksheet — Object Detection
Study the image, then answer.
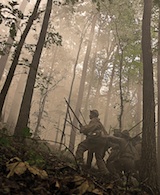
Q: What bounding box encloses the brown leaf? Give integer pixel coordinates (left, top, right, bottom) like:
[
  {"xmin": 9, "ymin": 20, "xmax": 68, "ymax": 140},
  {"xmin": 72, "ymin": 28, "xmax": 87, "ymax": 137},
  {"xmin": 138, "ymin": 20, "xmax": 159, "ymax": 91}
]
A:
[
  {"xmin": 26, "ymin": 163, "xmax": 48, "ymax": 179},
  {"xmin": 71, "ymin": 180, "xmax": 89, "ymax": 195},
  {"xmin": 6, "ymin": 161, "xmax": 27, "ymax": 178},
  {"xmin": 106, "ymin": 182, "xmax": 114, "ymax": 189},
  {"xmin": 91, "ymin": 188, "xmax": 104, "ymax": 195},
  {"xmin": 6, "ymin": 158, "xmax": 48, "ymax": 179}
]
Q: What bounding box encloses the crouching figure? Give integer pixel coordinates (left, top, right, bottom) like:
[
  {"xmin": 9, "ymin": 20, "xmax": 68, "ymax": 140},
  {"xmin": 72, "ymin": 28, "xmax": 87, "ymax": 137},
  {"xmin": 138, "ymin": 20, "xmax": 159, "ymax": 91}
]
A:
[{"xmin": 106, "ymin": 130, "xmax": 136, "ymax": 180}]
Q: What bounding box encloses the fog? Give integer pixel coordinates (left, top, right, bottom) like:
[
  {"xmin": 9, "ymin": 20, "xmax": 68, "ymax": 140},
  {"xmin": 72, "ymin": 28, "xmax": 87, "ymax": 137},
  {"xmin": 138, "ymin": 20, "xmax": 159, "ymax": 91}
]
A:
[{"xmin": 0, "ymin": 0, "xmax": 142, "ymax": 151}]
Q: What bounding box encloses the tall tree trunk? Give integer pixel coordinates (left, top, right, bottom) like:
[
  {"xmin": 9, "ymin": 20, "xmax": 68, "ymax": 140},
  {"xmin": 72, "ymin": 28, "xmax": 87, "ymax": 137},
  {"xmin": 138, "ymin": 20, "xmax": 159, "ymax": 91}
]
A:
[
  {"xmin": 55, "ymin": 115, "xmax": 61, "ymax": 144},
  {"xmin": 157, "ymin": 5, "xmax": 160, "ymax": 187},
  {"xmin": 68, "ymin": 14, "xmax": 98, "ymax": 152},
  {"xmin": 59, "ymin": 18, "xmax": 90, "ymax": 150},
  {"xmin": 0, "ymin": 0, "xmax": 41, "ymax": 119},
  {"xmin": 134, "ymin": 70, "xmax": 142, "ymax": 133},
  {"xmin": 6, "ymin": 67, "xmax": 28, "ymax": 134},
  {"xmin": 118, "ymin": 48, "xmax": 124, "ymax": 130},
  {"xmin": 34, "ymin": 68, "xmax": 63, "ymax": 138},
  {"xmin": 0, "ymin": 0, "xmax": 29, "ymax": 80},
  {"xmin": 34, "ymin": 49, "xmax": 56, "ymax": 138},
  {"xmin": 84, "ymin": 25, "xmax": 101, "ymax": 113},
  {"xmin": 93, "ymin": 76, "xmax": 103, "ymax": 106},
  {"xmin": 92, "ymin": 59, "xmax": 110, "ymax": 107},
  {"xmin": 34, "ymin": 92, "xmax": 47, "ymax": 138},
  {"xmin": 104, "ymin": 63, "xmax": 115, "ymax": 129},
  {"xmin": 141, "ymin": 0, "xmax": 158, "ymax": 189},
  {"xmin": 14, "ymin": 0, "xmax": 52, "ymax": 136}
]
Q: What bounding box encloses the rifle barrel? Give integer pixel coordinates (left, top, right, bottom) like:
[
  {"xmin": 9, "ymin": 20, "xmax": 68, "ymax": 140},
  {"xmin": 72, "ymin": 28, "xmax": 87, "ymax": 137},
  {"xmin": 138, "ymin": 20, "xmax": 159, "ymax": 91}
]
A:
[
  {"xmin": 66, "ymin": 119, "xmax": 80, "ymax": 130},
  {"xmin": 129, "ymin": 120, "xmax": 143, "ymax": 132},
  {"xmin": 79, "ymin": 109, "xmax": 87, "ymax": 125},
  {"xmin": 64, "ymin": 98, "xmax": 82, "ymax": 126}
]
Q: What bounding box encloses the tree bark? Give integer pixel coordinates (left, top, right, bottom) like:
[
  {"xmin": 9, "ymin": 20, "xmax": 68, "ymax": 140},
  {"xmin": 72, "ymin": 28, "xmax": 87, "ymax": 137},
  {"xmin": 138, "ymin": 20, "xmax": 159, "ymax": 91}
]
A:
[
  {"xmin": 118, "ymin": 47, "xmax": 124, "ymax": 130},
  {"xmin": 157, "ymin": 5, "xmax": 160, "ymax": 187},
  {"xmin": 141, "ymin": 0, "xmax": 158, "ymax": 189},
  {"xmin": 104, "ymin": 63, "xmax": 115, "ymax": 128},
  {"xmin": 6, "ymin": 67, "xmax": 28, "ymax": 134},
  {"xmin": 14, "ymin": 0, "xmax": 52, "ymax": 136},
  {"xmin": 0, "ymin": 0, "xmax": 41, "ymax": 118}
]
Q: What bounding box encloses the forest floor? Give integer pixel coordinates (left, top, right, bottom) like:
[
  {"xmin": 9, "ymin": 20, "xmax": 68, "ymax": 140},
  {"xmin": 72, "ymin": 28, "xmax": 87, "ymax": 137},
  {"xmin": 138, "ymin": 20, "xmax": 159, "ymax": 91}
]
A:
[{"xmin": 0, "ymin": 132, "xmax": 157, "ymax": 195}]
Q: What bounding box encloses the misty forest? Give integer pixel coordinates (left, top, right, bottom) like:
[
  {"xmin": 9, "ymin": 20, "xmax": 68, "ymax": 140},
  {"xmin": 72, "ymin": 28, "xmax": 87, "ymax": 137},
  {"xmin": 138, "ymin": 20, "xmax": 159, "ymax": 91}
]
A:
[{"xmin": 0, "ymin": 0, "xmax": 160, "ymax": 194}]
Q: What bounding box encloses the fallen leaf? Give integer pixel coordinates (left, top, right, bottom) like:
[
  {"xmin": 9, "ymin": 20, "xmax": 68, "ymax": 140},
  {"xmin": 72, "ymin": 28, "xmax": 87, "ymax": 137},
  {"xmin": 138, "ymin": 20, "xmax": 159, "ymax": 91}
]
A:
[
  {"xmin": 6, "ymin": 158, "xmax": 48, "ymax": 179},
  {"xmin": 73, "ymin": 175, "xmax": 86, "ymax": 186},
  {"xmin": 6, "ymin": 161, "xmax": 27, "ymax": 178},
  {"xmin": 55, "ymin": 180, "xmax": 60, "ymax": 188},
  {"xmin": 91, "ymin": 188, "xmax": 104, "ymax": 195},
  {"xmin": 26, "ymin": 163, "xmax": 48, "ymax": 179},
  {"xmin": 106, "ymin": 182, "xmax": 114, "ymax": 189},
  {"xmin": 77, "ymin": 180, "xmax": 90, "ymax": 194}
]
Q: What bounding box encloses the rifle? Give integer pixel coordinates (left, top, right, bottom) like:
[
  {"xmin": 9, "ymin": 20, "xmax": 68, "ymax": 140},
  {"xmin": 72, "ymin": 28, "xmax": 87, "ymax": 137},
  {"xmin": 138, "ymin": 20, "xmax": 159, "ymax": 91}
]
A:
[
  {"xmin": 66, "ymin": 119, "xmax": 80, "ymax": 130},
  {"xmin": 64, "ymin": 98, "xmax": 83, "ymax": 127},
  {"xmin": 79, "ymin": 109, "xmax": 87, "ymax": 125},
  {"xmin": 129, "ymin": 120, "xmax": 143, "ymax": 132},
  {"xmin": 131, "ymin": 131, "xmax": 142, "ymax": 140}
]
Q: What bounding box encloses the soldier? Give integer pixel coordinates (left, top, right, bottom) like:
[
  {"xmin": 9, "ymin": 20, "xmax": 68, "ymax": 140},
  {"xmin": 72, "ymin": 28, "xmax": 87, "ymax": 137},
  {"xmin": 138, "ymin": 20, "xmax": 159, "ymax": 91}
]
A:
[
  {"xmin": 75, "ymin": 110, "xmax": 109, "ymax": 175},
  {"xmin": 106, "ymin": 130, "xmax": 136, "ymax": 179}
]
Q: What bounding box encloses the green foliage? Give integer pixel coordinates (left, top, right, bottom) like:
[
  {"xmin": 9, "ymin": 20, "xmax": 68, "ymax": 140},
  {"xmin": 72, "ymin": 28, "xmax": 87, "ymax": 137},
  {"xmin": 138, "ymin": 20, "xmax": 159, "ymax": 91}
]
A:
[
  {"xmin": 154, "ymin": 0, "xmax": 160, "ymax": 7},
  {"xmin": 0, "ymin": 136, "xmax": 10, "ymax": 147},
  {"xmin": 24, "ymin": 43, "xmax": 36, "ymax": 54},
  {"xmin": 27, "ymin": 150, "xmax": 46, "ymax": 168},
  {"xmin": 0, "ymin": 128, "xmax": 10, "ymax": 147},
  {"xmin": 44, "ymin": 32, "xmax": 62, "ymax": 48},
  {"xmin": 0, "ymin": 40, "xmax": 12, "ymax": 56},
  {"xmin": 8, "ymin": 0, "xmax": 18, "ymax": 7},
  {"xmin": 65, "ymin": 0, "xmax": 79, "ymax": 5},
  {"xmin": 44, "ymin": 22, "xmax": 62, "ymax": 48},
  {"xmin": 22, "ymin": 127, "xmax": 32, "ymax": 138},
  {"xmin": 18, "ymin": 58, "xmax": 31, "ymax": 67},
  {"xmin": 91, "ymin": 0, "xmax": 110, "ymax": 11},
  {"xmin": 9, "ymin": 22, "xmax": 17, "ymax": 40},
  {"xmin": 0, "ymin": 0, "xmax": 24, "ymax": 40},
  {"xmin": 13, "ymin": 8, "xmax": 23, "ymax": 19},
  {"xmin": 0, "ymin": 16, "xmax": 2, "ymax": 24}
]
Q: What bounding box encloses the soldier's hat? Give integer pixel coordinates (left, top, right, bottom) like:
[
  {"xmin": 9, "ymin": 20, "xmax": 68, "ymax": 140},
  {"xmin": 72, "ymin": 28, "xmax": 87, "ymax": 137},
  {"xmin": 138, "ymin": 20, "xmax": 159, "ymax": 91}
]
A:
[
  {"xmin": 90, "ymin": 110, "xmax": 99, "ymax": 117},
  {"xmin": 113, "ymin": 129, "xmax": 121, "ymax": 137},
  {"xmin": 121, "ymin": 130, "xmax": 130, "ymax": 137}
]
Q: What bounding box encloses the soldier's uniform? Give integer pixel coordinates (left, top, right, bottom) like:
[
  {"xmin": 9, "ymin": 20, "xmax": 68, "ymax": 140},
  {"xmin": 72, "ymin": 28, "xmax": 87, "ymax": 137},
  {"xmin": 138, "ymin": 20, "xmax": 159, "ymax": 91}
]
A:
[
  {"xmin": 75, "ymin": 110, "xmax": 109, "ymax": 175},
  {"xmin": 106, "ymin": 130, "xmax": 135, "ymax": 179}
]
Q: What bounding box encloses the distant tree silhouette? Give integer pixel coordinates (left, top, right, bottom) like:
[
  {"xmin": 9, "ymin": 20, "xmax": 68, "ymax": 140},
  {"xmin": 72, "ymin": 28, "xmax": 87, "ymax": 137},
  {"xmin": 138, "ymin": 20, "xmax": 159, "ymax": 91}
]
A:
[{"xmin": 14, "ymin": 0, "xmax": 52, "ymax": 136}]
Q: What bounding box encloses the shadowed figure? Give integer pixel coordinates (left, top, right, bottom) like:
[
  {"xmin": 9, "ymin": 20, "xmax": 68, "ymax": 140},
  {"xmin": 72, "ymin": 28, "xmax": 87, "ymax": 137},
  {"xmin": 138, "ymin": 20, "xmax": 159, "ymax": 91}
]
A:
[
  {"xmin": 75, "ymin": 110, "xmax": 109, "ymax": 175},
  {"xmin": 106, "ymin": 130, "xmax": 137, "ymax": 180}
]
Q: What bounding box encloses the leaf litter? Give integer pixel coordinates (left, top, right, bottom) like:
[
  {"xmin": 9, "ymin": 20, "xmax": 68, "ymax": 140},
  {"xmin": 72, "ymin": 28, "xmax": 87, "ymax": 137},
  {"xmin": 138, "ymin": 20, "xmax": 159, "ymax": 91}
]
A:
[{"xmin": 0, "ymin": 135, "xmax": 153, "ymax": 195}]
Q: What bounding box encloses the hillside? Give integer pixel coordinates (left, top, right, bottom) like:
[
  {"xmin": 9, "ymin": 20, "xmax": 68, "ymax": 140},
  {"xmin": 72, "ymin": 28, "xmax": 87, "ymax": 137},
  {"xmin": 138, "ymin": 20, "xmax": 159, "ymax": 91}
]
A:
[{"xmin": 0, "ymin": 133, "xmax": 154, "ymax": 195}]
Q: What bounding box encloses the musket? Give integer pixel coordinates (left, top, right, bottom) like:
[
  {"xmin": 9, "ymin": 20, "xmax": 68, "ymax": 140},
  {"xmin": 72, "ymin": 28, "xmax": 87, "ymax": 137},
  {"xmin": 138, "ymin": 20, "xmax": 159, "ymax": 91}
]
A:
[
  {"xmin": 132, "ymin": 131, "xmax": 142, "ymax": 140},
  {"xmin": 64, "ymin": 98, "xmax": 82, "ymax": 126},
  {"xmin": 129, "ymin": 120, "xmax": 143, "ymax": 132},
  {"xmin": 79, "ymin": 109, "xmax": 87, "ymax": 125},
  {"xmin": 66, "ymin": 119, "xmax": 80, "ymax": 130}
]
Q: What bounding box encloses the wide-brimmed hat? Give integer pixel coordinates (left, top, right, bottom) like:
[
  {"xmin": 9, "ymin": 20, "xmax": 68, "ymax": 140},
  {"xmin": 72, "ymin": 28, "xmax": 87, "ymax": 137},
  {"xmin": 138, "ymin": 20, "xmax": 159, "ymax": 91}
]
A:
[{"xmin": 90, "ymin": 110, "xmax": 99, "ymax": 117}]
